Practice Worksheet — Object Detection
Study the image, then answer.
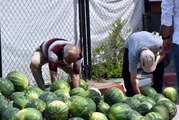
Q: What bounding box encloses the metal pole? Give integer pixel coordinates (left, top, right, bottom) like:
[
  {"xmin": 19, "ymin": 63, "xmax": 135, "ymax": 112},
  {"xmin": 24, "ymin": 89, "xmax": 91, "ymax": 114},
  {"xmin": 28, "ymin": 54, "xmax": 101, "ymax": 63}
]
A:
[
  {"xmin": 79, "ymin": 0, "xmax": 88, "ymax": 80},
  {"xmin": 0, "ymin": 27, "xmax": 2, "ymax": 77},
  {"xmin": 85, "ymin": 0, "xmax": 92, "ymax": 80}
]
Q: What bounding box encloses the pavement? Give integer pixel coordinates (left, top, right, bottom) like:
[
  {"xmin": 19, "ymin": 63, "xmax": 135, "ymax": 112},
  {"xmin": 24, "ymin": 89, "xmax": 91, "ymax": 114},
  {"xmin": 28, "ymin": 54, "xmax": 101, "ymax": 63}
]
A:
[{"xmin": 87, "ymin": 72, "xmax": 179, "ymax": 120}]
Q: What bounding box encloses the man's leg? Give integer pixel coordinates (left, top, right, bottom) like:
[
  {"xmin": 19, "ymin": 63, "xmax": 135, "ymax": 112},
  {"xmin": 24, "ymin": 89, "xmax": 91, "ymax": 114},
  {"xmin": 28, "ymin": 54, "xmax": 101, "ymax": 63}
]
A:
[
  {"xmin": 152, "ymin": 60, "xmax": 165, "ymax": 93},
  {"xmin": 173, "ymin": 44, "xmax": 179, "ymax": 93},
  {"xmin": 122, "ymin": 48, "xmax": 135, "ymax": 97},
  {"xmin": 30, "ymin": 49, "xmax": 47, "ymax": 90}
]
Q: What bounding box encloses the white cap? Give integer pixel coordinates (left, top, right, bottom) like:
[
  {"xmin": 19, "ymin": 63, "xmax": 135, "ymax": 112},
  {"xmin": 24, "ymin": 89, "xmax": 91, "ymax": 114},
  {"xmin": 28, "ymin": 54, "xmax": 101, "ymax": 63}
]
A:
[{"xmin": 140, "ymin": 49, "xmax": 160, "ymax": 73}]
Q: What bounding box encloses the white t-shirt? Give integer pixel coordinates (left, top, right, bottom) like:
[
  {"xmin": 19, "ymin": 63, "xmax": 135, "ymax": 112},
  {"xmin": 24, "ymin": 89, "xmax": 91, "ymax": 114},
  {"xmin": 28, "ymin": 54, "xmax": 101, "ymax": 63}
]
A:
[{"xmin": 161, "ymin": 0, "xmax": 179, "ymax": 45}]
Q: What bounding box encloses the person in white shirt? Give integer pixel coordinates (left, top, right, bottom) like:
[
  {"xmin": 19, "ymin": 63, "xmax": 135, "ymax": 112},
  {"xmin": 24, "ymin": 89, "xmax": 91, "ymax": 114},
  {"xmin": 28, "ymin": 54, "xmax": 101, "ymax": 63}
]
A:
[{"xmin": 161, "ymin": 0, "xmax": 179, "ymax": 93}]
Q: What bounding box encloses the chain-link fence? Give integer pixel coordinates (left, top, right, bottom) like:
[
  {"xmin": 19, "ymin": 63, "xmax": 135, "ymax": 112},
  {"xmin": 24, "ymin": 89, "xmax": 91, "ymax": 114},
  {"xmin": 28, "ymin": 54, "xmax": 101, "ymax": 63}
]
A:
[
  {"xmin": 0, "ymin": 0, "xmax": 144, "ymax": 85},
  {"xmin": 0, "ymin": 0, "xmax": 80, "ymax": 85}
]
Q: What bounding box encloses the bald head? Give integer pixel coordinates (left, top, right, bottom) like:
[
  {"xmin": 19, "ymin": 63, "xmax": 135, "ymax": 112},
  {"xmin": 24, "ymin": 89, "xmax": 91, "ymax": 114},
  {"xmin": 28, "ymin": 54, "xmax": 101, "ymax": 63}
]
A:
[{"xmin": 63, "ymin": 44, "xmax": 80, "ymax": 65}]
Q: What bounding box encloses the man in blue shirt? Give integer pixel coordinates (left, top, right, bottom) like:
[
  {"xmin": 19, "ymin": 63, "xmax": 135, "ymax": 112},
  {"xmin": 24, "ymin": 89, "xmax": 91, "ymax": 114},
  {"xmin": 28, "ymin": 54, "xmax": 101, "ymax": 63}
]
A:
[{"xmin": 122, "ymin": 31, "xmax": 166, "ymax": 97}]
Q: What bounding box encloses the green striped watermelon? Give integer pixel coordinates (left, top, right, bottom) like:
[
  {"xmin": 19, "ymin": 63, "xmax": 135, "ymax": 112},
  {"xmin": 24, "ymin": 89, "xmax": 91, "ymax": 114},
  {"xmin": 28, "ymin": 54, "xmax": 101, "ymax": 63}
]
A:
[
  {"xmin": 162, "ymin": 87, "xmax": 178, "ymax": 102},
  {"xmin": 70, "ymin": 87, "xmax": 85, "ymax": 96},
  {"xmin": 104, "ymin": 87, "xmax": 125, "ymax": 106},
  {"xmin": 0, "ymin": 77, "xmax": 14, "ymax": 96},
  {"xmin": 150, "ymin": 104, "xmax": 169, "ymax": 120},
  {"xmin": 1, "ymin": 107, "xmax": 20, "ymax": 120},
  {"xmin": 6, "ymin": 71, "xmax": 28, "ymax": 92},
  {"xmin": 39, "ymin": 91, "xmax": 57, "ymax": 104},
  {"xmin": 108, "ymin": 103, "xmax": 131, "ymax": 120},
  {"xmin": 54, "ymin": 89, "xmax": 70, "ymax": 99},
  {"xmin": 157, "ymin": 99, "xmax": 177, "ymax": 119},
  {"xmin": 84, "ymin": 87, "xmax": 102, "ymax": 105},
  {"xmin": 90, "ymin": 112, "xmax": 108, "ymax": 120},
  {"xmin": 97, "ymin": 101, "xmax": 110, "ymax": 115},
  {"xmin": 25, "ymin": 99, "xmax": 46, "ymax": 112},
  {"xmin": 145, "ymin": 112, "xmax": 164, "ymax": 120},
  {"xmin": 50, "ymin": 79, "xmax": 71, "ymax": 92},
  {"xmin": 69, "ymin": 96, "xmax": 96, "ymax": 119},
  {"xmin": 44, "ymin": 100, "xmax": 69, "ymax": 120},
  {"xmin": 140, "ymin": 85, "xmax": 157, "ymax": 97},
  {"xmin": 15, "ymin": 108, "xmax": 43, "ymax": 120}
]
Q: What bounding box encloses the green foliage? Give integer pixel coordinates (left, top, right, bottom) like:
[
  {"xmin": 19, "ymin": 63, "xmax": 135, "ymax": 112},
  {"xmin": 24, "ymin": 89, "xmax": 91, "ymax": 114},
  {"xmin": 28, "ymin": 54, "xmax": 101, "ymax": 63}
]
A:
[{"xmin": 92, "ymin": 19, "xmax": 125, "ymax": 79}]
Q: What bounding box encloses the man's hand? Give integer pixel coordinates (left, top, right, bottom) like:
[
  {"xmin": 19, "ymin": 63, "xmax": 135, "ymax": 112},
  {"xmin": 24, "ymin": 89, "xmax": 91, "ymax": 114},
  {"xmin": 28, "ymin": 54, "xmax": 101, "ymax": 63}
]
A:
[{"xmin": 130, "ymin": 74, "xmax": 141, "ymax": 94}]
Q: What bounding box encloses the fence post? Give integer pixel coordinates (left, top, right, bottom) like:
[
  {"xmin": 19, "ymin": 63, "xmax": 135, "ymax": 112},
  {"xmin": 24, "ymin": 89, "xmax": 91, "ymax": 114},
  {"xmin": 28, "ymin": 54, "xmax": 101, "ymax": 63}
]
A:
[
  {"xmin": 0, "ymin": 27, "xmax": 2, "ymax": 77},
  {"xmin": 85, "ymin": 0, "xmax": 92, "ymax": 80},
  {"xmin": 78, "ymin": 0, "xmax": 91, "ymax": 80}
]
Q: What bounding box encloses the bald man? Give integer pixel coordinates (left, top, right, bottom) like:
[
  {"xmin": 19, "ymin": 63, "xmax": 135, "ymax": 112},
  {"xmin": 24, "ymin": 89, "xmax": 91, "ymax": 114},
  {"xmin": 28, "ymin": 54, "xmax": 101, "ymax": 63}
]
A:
[{"xmin": 30, "ymin": 38, "xmax": 83, "ymax": 90}]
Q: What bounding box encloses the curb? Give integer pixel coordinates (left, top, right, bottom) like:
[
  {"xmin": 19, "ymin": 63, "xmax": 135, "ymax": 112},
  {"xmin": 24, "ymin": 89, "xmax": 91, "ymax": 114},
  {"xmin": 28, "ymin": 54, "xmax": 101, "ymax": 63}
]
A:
[{"xmin": 89, "ymin": 73, "xmax": 176, "ymax": 94}]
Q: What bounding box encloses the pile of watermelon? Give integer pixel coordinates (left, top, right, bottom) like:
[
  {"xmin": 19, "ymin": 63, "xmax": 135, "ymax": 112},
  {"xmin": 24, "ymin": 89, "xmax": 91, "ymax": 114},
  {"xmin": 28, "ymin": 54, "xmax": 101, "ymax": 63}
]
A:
[{"xmin": 0, "ymin": 70, "xmax": 178, "ymax": 120}]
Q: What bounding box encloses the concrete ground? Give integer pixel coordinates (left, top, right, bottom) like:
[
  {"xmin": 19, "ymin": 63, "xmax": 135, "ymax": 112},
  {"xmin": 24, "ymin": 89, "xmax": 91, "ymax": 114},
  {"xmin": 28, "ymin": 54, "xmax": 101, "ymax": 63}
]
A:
[{"xmin": 87, "ymin": 73, "xmax": 179, "ymax": 120}]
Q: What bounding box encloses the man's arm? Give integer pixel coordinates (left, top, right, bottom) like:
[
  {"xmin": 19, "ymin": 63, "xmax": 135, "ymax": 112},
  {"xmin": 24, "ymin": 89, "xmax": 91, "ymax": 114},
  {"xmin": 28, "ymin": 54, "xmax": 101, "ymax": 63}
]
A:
[
  {"xmin": 48, "ymin": 61, "xmax": 58, "ymax": 82},
  {"xmin": 161, "ymin": 25, "xmax": 172, "ymax": 54},
  {"xmin": 161, "ymin": 0, "xmax": 174, "ymax": 54},
  {"xmin": 130, "ymin": 73, "xmax": 141, "ymax": 94},
  {"xmin": 71, "ymin": 74, "xmax": 80, "ymax": 88},
  {"xmin": 50, "ymin": 71, "xmax": 58, "ymax": 82}
]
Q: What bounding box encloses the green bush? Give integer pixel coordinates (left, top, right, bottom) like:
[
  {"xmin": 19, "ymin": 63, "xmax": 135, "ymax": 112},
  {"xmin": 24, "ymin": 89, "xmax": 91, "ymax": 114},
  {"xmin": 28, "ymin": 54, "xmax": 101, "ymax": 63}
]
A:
[{"xmin": 92, "ymin": 19, "xmax": 125, "ymax": 79}]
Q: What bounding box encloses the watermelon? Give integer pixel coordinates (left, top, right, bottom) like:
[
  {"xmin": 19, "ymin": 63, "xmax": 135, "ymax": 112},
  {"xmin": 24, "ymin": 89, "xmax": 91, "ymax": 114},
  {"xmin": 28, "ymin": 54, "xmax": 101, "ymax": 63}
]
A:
[
  {"xmin": 157, "ymin": 99, "xmax": 177, "ymax": 119},
  {"xmin": 162, "ymin": 87, "xmax": 178, "ymax": 102},
  {"xmin": 150, "ymin": 104, "xmax": 169, "ymax": 120},
  {"xmin": 80, "ymin": 79, "xmax": 89, "ymax": 90},
  {"xmin": 124, "ymin": 97, "xmax": 140, "ymax": 110},
  {"xmin": 24, "ymin": 85, "xmax": 44, "ymax": 95},
  {"xmin": 89, "ymin": 112, "xmax": 108, "ymax": 120},
  {"xmin": 97, "ymin": 101, "xmax": 110, "ymax": 115},
  {"xmin": 68, "ymin": 117, "xmax": 84, "ymax": 120},
  {"xmin": 44, "ymin": 100, "xmax": 69, "ymax": 120},
  {"xmin": 84, "ymin": 87, "xmax": 101, "ymax": 105},
  {"xmin": 50, "ymin": 79, "xmax": 71, "ymax": 92},
  {"xmin": 70, "ymin": 87, "xmax": 85, "ymax": 96},
  {"xmin": 129, "ymin": 115, "xmax": 147, "ymax": 120},
  {"xmin": 85, "ymin": 97, "xmax": 97, "ymax": 112},
  {"xmin": 0, "ymin": 99, "xmax": 13, "ymax": 118},
  {"xmin": 25, "ymin": 99, "xmax": 46, "ymax": 112},
  {"xmin": 108, "ymin": 103, "xmax": 131, "ymax": 120},
  {"xmin": 1, "ymin": 107, "xmax": 20, "ymax": 120},
  {"xmin": 145, "ymin": 112, "xmax": 164, "ymax": 120},
  {"xmin": 0, "ymin": 77, "xmax": 14, "ymax": 96},
  {"xmin": 15, "ymin": 108, "xmax": 43, "ymax": 120},
  {"xmin": 39, "ymin": 91, "xmax": 57, "ymax": 104},
  {"xmin": 136, "ymin": 101, "xmax": 153, "ymax": 115},
  {"xmin": 69, "ymin": 96, "xmax": 96, "ymax": 119},
  {"xmin": 152, "ymin": 93, "xmax": 165, "ymax": 102},
  {"xmin": 54, "ymin": 89, "xmax": 70, "ymax": 98},
  {"xmin": 133, "ymin": 94, "xmax": 145, "ymax": 101},
  {"xmin": 104, "ymin": 87, "xmax": 125, "ymax": 106},
  {"xmin": 13, "ymin": 95, "xmax": 31, "ymax": 109},
  {"xmin": 6, "ymin": 71, "xmax": 28, "ymax": 92},
  {"xmin": 140, "ymin": 96, "xmax": 156, "ymax": 106},
  {"xmin": 127, "ymin": 110, "xmax": 142, "ymax": 120},
  {"xmin": 24, "ymin": 89, "xmax": 41, "ymax": 99},
  {"xmin": 0, "ymin": 93, "xmax": 4, "ymax": 101},
  {"xmin": 140, "ymin": 85, "xmax": 157, "ymax": 97},
  {"xmin": 9, "ymin": 92, "xmax": 25, "ymax": 101}
]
